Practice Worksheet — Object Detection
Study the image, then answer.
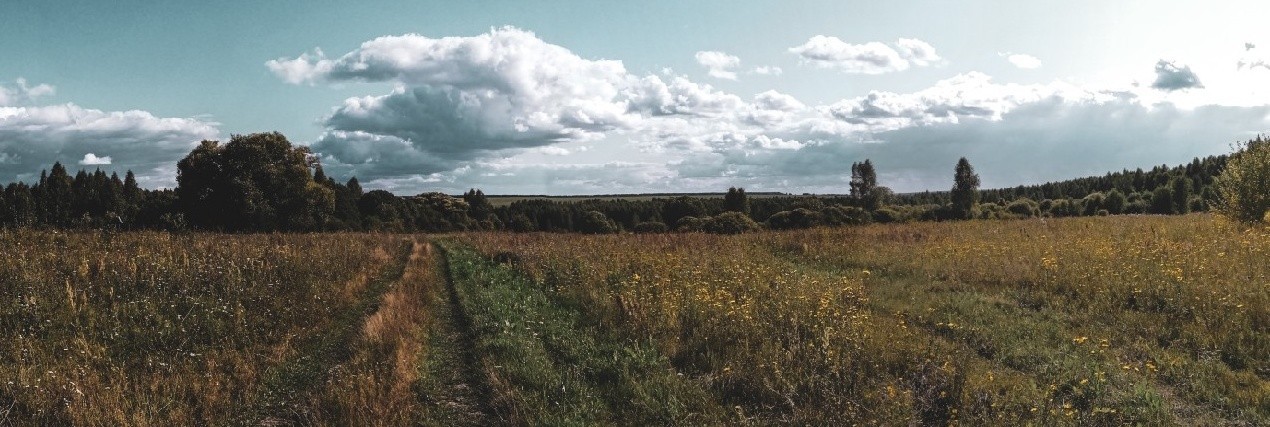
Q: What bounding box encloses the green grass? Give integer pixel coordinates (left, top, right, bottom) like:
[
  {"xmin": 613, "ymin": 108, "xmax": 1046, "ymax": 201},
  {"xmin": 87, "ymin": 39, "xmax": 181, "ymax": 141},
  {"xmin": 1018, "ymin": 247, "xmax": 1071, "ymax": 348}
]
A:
[{"xmin": 437, "ymin": 240, "xmax": 727, "ymax": 425}]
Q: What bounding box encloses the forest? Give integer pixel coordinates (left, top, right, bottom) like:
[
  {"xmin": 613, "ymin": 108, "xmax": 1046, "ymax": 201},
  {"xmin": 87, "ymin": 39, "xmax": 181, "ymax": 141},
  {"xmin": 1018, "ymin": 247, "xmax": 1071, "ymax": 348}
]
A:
[{"xmin": 0, "ymin": 132, "xmax": 1260, "ymax": 233}]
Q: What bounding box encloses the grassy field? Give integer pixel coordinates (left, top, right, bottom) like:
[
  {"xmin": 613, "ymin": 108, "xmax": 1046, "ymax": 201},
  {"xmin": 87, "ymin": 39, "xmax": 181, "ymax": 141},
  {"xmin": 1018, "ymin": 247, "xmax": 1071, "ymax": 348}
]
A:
[
  {"xmin": 483, "ymin": 192, "xmax": 795, "ymax": 207},
  {"xmin": 0, "ymin": 214, "xmax": 1265, "ymax": 425},
  {"xmin": 455, "ymin": 214, "xmax": 1267, "ymax": 425}
]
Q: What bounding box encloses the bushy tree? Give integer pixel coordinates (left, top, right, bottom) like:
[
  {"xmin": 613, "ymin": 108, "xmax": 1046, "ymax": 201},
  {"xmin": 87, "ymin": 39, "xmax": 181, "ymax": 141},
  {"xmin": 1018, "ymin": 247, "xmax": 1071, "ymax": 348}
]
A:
[
  {"xmin": 950, "ymin": 158, "xmax": 980, "ymax": 219},
  {"xmin": 1216, "ymin": 137, "xmax": 1270, "ymax": 223},
  {"xmin": 578, "ymin": 210, "xmax": 619, "ymax": 234},
  {"xmin": 1103, "ymin": 189, "xmax": 1127, "ymax": 214},
  {"xmin": 850, "ymin": 159, "xmax": 881, "ymax": 210},
  {"xmin": 176, "ymin": 132, "xmax": 329, "ymax": 231},
  {"xmin": 1006, "ymin": 198, "xmax": 1039, "ymax": 217},
  {"xmin": 766, "ymin": 208, "xmax": 822, "ymax": 230},
  {"xmin": 724, "ymin": 187, "xmax": 749, "ymax": 214},
  {"xmin": 463, "ymin": 189, "xmax": 494, "ymax": 221},
  {"xmin": 702, "ymin": 212, "xmax": 761, "ymax": 234},
  {"xmin": 1149, "ymin": 186, "xmax": 1174, "ymax": 214}
]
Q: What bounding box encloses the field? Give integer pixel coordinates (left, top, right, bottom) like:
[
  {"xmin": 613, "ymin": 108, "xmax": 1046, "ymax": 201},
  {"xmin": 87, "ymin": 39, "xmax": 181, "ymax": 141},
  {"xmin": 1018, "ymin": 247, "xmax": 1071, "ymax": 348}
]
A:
[
  {"xmin": 0, "ymin": 214, "xmax": 1266, "ymax": 425},
  {"xmin": 483, "ymin": 192, "xmax": 794, "ymax": 207}
]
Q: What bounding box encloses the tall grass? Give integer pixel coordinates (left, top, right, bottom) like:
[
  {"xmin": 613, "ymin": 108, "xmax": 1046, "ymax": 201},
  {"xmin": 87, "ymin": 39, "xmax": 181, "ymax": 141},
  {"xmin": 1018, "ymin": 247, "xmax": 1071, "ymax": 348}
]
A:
[
  {"xmin": 0, "ymin": 230, "xmax": 401, "ymax": 425},
  {"xmin": 458, "ymin": 214, "xmax": 1267, "ymax": 424}
]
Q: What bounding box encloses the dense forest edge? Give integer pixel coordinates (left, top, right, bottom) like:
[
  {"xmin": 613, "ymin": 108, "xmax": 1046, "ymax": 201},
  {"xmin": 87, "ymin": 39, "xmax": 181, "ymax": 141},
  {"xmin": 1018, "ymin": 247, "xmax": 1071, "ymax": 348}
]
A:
[{"xmin": 0, "ymin": 132, "xmax": 1266, "ymax": 233}]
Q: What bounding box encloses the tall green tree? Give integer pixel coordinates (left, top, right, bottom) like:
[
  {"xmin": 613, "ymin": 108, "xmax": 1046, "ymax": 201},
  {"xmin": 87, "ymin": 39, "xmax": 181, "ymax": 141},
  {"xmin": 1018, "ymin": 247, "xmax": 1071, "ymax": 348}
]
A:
[
  {"xmin": 176, "ymin": 132, "xmax": 330, "ymax": 231},
  {"xmin": 42, "ymin": 162, "xmax": 75, "ymax": 226},
  {"xmin": 1169, "ymin": 176, "xmax": 1191, "ymax": 214},
  {"xmin": 724, "ymin": 187, "xmax": 749, "ymax": 214},
  {"xmin": 850, "ymin": 159, "xmax": 881, "ymax": 210},
  {"xmin": 1104, "ymin": 189, "xmax": 1128, "ymax": 214},
  {"xmin": 463, "ymin": 189, "xmax": 494, "ymax": 221},
  {"xmin": 950, "ymin": 157, "xmax": 980, "ymax": 219}
]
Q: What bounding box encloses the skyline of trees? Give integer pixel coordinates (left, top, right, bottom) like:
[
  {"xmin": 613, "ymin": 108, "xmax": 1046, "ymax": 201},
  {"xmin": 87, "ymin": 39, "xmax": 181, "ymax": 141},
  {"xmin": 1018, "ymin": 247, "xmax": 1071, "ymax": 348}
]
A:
[{"xmin": 0, "ymin": 132, "xmax": 1257, "ymax": 233}]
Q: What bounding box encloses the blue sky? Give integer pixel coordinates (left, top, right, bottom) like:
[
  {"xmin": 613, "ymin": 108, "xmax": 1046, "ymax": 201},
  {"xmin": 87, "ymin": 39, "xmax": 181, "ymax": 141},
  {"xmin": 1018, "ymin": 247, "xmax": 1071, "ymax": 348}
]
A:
[{"xmin": 3, "ymin": 1, "xmax": 1269, "ymax": 193}]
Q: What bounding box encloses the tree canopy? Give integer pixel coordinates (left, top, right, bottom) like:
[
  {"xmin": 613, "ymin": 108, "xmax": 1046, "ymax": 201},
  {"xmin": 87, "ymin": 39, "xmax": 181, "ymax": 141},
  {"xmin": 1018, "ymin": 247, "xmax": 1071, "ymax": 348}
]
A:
[{"xmin": 176, "ymin": 132, "xmax": 332, "ymax": 231}]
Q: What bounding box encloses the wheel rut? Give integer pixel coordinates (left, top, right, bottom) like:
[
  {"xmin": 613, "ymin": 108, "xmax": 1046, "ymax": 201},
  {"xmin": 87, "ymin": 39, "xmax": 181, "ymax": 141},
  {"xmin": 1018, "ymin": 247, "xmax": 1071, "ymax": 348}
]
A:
[{"xmin": 416, "ymin": 241, "xmax": 495, "ymax": 425}]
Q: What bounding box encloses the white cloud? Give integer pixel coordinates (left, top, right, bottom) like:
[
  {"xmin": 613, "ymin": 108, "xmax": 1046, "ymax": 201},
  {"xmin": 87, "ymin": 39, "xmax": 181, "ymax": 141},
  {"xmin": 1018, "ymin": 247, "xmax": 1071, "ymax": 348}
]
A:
[
  {"xmin": 825, "ymin": 72, "xmax": 1100, "ymax": 130},
  {"xmin": 0, "ymin": 103, "xmax": 219, "ymax": 185},
  {"xmin": 1003, "ymin": 53, "xmax": 1042, "ymax": 69},
  {"xmin": 272, "ymin": 27, "xmax": 768, "ymax": 183},
  {"xmin": 752, "ymin": 66, "xmax": 783, "ymax": 76},
  {"xmin": 78, "ymin": 153, "xmax": 112, "ymax": 165},
  {"xmin": 0, "ymin": 78, "xmax": 55, "ymax": 106},
  {"xmin": 789, "ymin": 36, "xmax": 940, "ymax": 74},
  {"xmin": 625, "ymin": 75, "xmax": 745, "ymax": 117},
  {"xmin": 533, "ymin": 146, "xmax": 571, "ymax": 156},
  {"xmin": 264, "ymin": 48, "xmax": 333, "ymax": 85},
  {"xmin": 272, "ymin": 28, "xmax": 1270, "ymax": 195},
  {"xmin": 694, "ymin": 50, "xmax": 741, "ymax": 80},
  {"xmin": 895, "ymin": 38, "xmax": 941, "ymax": 66}
]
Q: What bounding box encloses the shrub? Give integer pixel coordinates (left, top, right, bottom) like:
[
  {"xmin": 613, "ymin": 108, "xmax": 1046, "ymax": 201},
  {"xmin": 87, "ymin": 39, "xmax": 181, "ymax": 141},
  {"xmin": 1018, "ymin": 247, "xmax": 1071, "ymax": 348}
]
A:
[
  {"xmin": 633, "ymin": 221, "xmax": 669, "ymax": 234},
  {"xmin": 766, "ymin": 208, "xmax": 822, "ymax": 230},
  {"xmin": 873, "ymin": 207, "xmax": 902, "ymax": 223},
  {"xmin": 578, "ymin": 210, "xmax": 619, "ymax": 234},
  {"xmin": 822, "ymin": 205, "xmax": 872, "ymax": 226},
  {"xmin": 674, "ymin": 216, "xmax": 705, "ymax": 232},
  {"xmin": 1006, "ymin": 198, "xmax": 1039, "ymax": 217},
  {"xmin": 702, "ymin": 212, "xmax": 761, "ymax": 234},
  {"xmin": 1216, "ymin": 137, "xmax": 1270, "ymax": 223}
]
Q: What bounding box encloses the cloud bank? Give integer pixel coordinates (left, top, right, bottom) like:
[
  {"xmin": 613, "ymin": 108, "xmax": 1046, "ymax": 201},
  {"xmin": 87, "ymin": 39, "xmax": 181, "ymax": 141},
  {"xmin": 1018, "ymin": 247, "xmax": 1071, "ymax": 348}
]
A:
[
  {"xmin": 0, "ymin": 82, "xmax": 220, "ymax": 186},
  {"xmin": 268, "ymin": 28, "xmax": 1269, "ymax": 195}
]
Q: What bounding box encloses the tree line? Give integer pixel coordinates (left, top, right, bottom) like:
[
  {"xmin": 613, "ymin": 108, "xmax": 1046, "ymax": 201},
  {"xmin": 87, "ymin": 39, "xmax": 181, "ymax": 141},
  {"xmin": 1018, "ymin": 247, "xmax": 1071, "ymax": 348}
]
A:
[{"xmin": 0, "ymin": 132, "xmax": 1263, "ymax": 233}]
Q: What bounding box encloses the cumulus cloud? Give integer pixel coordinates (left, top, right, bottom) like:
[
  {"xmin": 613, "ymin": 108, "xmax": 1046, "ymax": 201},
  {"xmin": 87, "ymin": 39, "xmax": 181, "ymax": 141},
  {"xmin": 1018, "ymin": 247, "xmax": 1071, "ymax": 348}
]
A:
[
  {"xmin": 272, "ymin": 27, "xmax": 767, "ymax": 182},
  {"xmin": 1151, "ymin": 60, "xmax": 1203, "ymax": 91},
  {"xmin": 788, "ymin": 36, "xmax": 940, "ymax": 74},
  {"xmin": 78, "ymin": 153, "xmax": 112, "ymax": 165},
  {"xmin": 1002, "ymin": 53, "xmax": 1042, "ymax": 69},
  {"xmin": 0, "ymin": 78, "xmax": 55, "ymax": 106},
  {"xmin": 265, "ymin": 49, "xmax": 333, "ymax": 85},
  {"xmin": 694, "ymin": 50, "xmax": 741, "ymax": 80},
  {"xmin": 0, "ymin": 103, "xmax": 219, "ymax": 185}
]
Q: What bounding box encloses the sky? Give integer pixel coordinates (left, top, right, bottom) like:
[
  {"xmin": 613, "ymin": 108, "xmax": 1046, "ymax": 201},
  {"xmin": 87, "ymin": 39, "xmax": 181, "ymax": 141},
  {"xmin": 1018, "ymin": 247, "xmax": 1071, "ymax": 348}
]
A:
[{"xmin": 2, "ymin": 1, "xmax": 1270, "ymax": 194}]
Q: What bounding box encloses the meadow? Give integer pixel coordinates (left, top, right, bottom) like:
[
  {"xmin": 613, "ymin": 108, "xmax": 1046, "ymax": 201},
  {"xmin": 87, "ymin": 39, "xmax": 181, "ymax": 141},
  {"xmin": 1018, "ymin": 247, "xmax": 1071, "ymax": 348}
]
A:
[{"xmin": 0, "ymin": 214, "xmax": 1265, "ymax": 425}]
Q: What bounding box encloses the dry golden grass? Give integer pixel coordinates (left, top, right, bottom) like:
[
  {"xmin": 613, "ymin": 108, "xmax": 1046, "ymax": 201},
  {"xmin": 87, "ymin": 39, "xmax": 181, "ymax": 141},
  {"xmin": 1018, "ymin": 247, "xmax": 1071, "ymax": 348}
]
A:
[
  {"xmin": 309, "ymin": 239, "xmax": 436, "ymax": 425},
  {"xmin": 458, "ymin": 214, "xmax": 1268, "ymax": 425},
  {"xmin": 0, "ymin": 231, "xmax": 400, "ymax": 425}
]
